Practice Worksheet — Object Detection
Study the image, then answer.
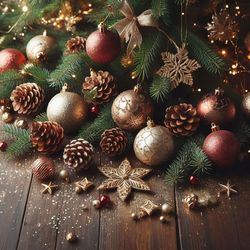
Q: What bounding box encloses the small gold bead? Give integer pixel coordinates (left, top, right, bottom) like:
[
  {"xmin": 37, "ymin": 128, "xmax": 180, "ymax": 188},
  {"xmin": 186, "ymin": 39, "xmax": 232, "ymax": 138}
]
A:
[
  {"xmin": 75, "ymin": 186, "xmax": 82, "ymax": 194},
  {"xmin": 131, "ymin": 212, "xmax": 138, "ymax": 220},
  {"xmin": 66, "ymin": 232, "xmax": 77, "ymax": 242},
  {"xmin": 92, "ymin": 199, "xmax": 101, "ymax": 209},
  {"xmin": 159, "ymin": 216, "xmax": 167, "ymax": 223},
  {"xmin": 161, "ymin": 203, "xmax": 173, "ymax": 214}
]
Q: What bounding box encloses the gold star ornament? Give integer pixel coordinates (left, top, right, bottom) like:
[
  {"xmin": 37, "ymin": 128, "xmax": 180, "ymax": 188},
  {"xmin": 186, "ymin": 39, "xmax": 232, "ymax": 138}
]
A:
[
  {"xmin": 75, "ymin": 178, "xmax": 94, "ymax": 192},
  {"xmin": 157, "ymin": 44, "xmax": 201, "ymax": 88},
  {"xmin": 140, "ymin": 200, "xmax": 160, "ymax": 216},
  {"xmin": 219, "ymin": 180, "xmax": 238, "ymax": 198},
  {"xmin": 41, "ymin": 182, "xmax": 59, "ymax": 195},
  {"xmin": 97, "ymin": 158, "xmax": 152, "ymax": 201}
]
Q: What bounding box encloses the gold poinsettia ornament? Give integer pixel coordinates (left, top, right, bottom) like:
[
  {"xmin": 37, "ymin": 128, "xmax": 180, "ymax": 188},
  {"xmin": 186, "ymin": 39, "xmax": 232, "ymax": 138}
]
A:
[{"xmin": 97, "ymin": 158, "xmax": 152, "ymax": 201}]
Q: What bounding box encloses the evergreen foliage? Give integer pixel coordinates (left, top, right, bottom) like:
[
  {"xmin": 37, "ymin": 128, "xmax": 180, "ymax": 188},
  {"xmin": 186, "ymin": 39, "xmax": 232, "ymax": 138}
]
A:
[{"xmin": 150, "ymin": 75, "xmax": 171, "ymax": 102}]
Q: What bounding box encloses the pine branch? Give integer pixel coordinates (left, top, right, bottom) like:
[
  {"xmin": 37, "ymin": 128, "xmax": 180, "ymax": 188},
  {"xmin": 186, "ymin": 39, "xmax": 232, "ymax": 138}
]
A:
[
  {"xmin": 150, "ymin": 75, "xmax": 171, "ymax": 102},
  {"xmin": 34, "ymin": 112, "xmax": 48, "ymax": 122},
  {"xmin": 23, "ymin": 64, "xmax": 49, "ymax": 87},
  {"xmin": 234, "ymin": 120, "xmax": 250, "ymax": 145},
  {"xmin": 6, "ymin": 134, "xmax": 33, "ymax": 158},
  {"xmin": 0, "ymin": 124, "xmax": 30, "ymax": 140},
  {"xmin": 135, "ymin": 31, "xmax": 164, "ymax": 80},
  {"xmin": 151, "ymin": 0, "xmax": 171, "ymax": 26},
  {"xmin": 165, "ymin": 134, "xmax": 211, "ymax": 184},
  {"xmin": 187, "ymin": 32, "xmax": 228, "ymax": 74},
  {"xmin": 77, "ymin": 103, "xmax": 114, "ymax": 144},
  {"xmin": 0, "ymin": 70, "xmax": 24, "ymax": 99},
  {"xmin": 49, "ymin": 53, "xmax": 89, "ymax": 90}
]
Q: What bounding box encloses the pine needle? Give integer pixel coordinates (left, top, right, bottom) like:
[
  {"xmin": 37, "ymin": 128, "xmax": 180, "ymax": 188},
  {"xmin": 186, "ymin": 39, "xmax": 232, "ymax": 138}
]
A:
[
  {"xmin": 150, "ymin": 75, "xmax": 171, "ymax": 102},
  {"xmin": 34, "ymin": 112, "xmax": 48, "ymax": 122}
]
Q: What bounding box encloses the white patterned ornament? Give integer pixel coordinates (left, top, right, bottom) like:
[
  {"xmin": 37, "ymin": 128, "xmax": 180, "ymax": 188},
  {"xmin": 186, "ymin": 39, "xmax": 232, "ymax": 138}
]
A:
[{"xmin": 133, "ymin": 120, "xmax": 175, "ymax": 166}]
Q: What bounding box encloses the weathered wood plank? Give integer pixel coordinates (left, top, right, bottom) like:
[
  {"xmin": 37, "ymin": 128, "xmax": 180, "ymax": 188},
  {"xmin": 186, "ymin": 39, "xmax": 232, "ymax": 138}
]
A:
[
  {"xmin": 98, "ymin": 154, "xmax": 178, "ymax": 250},
  {"xmin": 0, "ymin": 155, "xmax": 32, "ymax": 250},
  {"xmin": 55, "ymin": 152, "xmax": 101, "ymax": 250},
  {"xmin": 176, "ymin": 168, "xmax": 250, "ymax": 250}
]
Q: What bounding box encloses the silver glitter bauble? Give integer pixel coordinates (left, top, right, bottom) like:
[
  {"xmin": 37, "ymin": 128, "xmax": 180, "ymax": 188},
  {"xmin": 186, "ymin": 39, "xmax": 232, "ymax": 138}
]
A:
[
  {"xmin": 26, "ymin": 32, "xmax": 57, "ymax": 63},
  {"xmin": 111, "ymin": 86, "xmax": 153, "ymax": 131},
  {"xmin": 242, "ymin": 92, "xmax": 250, "ymax": 120},
  {"xmin": 133, "ymin": 120, "xmax": 175, "ymax": 166},
  {"xmin": 47, "ymin": 85, "xmax": 88, "ymax": 133}
]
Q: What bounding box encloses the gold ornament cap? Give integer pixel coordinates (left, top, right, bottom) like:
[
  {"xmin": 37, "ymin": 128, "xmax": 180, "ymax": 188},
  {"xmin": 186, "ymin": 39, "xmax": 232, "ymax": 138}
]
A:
[
  {"xmin": 147, "ymin": 118, "xmax": 155, "ymax": 128},
  {"xmin": 98, "ymin": 22, "xmax": 107, "ymax": 32},
  {"xmin": 211, "ymin": 123, "xmax": 220, "ymax": 132}
]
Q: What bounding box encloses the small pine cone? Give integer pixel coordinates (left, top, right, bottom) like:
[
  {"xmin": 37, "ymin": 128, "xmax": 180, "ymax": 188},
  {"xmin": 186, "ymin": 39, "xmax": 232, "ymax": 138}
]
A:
[
  {"xmin": 10, "ymin": 83, "xmax": 44, "ymax": 115},
  {"xmin": 31, "ymin": 121, "xmax": 64, "ymax": 154},
  {"xmin": 63, "ymin": 138, "xmax": 94, "ymax": 171},
  {"xmin": 164, "ymin": 103, "xmax": 200, "ymax": 137},
  {"xmin": 65, "ymin": 36, "xmax": 86, "ymax": 54},
  {"xmin": 100, "ymin": 127, "xmax": 127, "ymax": 157},
  {"xmin": 83, "ymin": 70, "xmax": 116, "ymax": 104}
]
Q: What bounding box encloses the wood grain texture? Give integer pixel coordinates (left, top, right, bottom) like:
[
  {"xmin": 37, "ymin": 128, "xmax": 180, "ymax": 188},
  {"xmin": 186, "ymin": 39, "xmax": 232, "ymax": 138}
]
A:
[
  {"xmin": 0, "ymin": 155, "xmax": 32, "ymax": 250},
  {"xmin": 98, "ymin": 153, "xmax": 178, "ymax": 250},
  {"xmin": 175, "ymin": 167, "xmax": 250, "ymax": 250}
]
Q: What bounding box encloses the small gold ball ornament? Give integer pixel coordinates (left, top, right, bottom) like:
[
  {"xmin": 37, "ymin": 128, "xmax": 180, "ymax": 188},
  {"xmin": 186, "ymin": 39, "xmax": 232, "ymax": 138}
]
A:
[
  {"xmin": 111, "ymin": 85, "xmax": 153, "ymax": 131},
  {"xmin": 242, "ymin": 92, "xmax": 250, "ymax": 120},
  {"xmin": 26, "ymin": 31, "xmax": 57, "ymax": 64},
  {"xmin": 92, "ymin": 199, "xmax": 101, "ymax": 209},
  {"xmin": 133, "ymin": 119, "xmax": 175, "ymax": 166},
  {"xmin": 2, "ymin": 112, "xmax": 14, "ymax": 123},
  {"xmin": 47, "ymin": 84, "xmax": 88, "ymax": 133},
  {"xmin": 161, "ymin": 203, "xmax": 173, "ymax": 214},
  {"xmin": 159, "ymin": 215, "xmax": 167, "ymax": 223},
  {"xmin": 66, "ymin": 232, "xmax": 77, "ymax": 242},
  {"xmin": 131, "ymin": 212, "xmax": 138, "ymax": 220},
  {"xmin": 59, "ymin": 169, "xmax": 70, "ymax": 182},
  {"xmin": 75, "ymin": 186, "xmax": 82, "ymax": 194}
]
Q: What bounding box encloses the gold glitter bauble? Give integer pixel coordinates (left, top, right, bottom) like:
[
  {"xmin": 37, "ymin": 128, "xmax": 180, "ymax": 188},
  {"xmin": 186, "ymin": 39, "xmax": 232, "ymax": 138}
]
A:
[
  {"xmin": 26, "ymin": 32, "xmax": 57, "ymax": 64},
  {"xmin": 242, "ymin": 92, "xmax": 250, "ymax": 120},
  {"xmin": 47, "ymin": 85, "xmax": 88, "ymax": 133},
  {"xmin": 133, "ymin": 120, "xmax": 175, "ymax": 166},
  {"xmin": 111, "ymin": 86, "xmax": 153, "ymax": 131}
]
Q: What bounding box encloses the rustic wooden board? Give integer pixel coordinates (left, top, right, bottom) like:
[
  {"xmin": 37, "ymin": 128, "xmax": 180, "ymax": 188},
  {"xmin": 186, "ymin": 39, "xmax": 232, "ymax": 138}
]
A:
[
  {"xmin": 0, "ymin": 155, "xmax": 33, "ymax": 250},
  {"xmin": 98, "ymin": 153, "xmax": 178, "ymax": 250},
  {"xmin": 175, "ymin": 167, "xmax": 250, "ymax": 250},
  {"xmin": 55, "ymin": 152, "xmax": 101, "ymax": 250}
]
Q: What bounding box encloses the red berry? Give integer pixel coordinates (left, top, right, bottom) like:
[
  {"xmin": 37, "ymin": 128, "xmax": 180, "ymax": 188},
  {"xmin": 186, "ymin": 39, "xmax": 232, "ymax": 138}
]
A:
[
  {"xmin": 91, "ymin": 105, "xmax": 100, "ymax": 115},
  {"xmin": 100, "ymin": 194, "xmax": 112, "ymax": 207},
  {"xmin": 189, "ymin": 175, "xmax": 199, "ymax": 185},
  {"xmin": 0, "ymin": 141, "xmax": 8, "ymax": 152}
]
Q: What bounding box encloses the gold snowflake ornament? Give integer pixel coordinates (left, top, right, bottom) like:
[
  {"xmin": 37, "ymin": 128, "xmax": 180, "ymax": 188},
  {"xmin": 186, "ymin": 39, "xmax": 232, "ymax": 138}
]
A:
[
  {"xmin": 97, "ymin": 158, "xmax": 152, "ymax": 201},
  {"xmin": 157, "ymin": 44, "xmax": 201, "ymax": 88}
]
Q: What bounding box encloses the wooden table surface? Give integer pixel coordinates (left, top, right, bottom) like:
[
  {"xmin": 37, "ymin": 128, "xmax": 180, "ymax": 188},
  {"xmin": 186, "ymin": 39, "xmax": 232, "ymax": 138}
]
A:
[{"xmin": 0, "ymin": 147, "xmax": 250, "ymax": 250}]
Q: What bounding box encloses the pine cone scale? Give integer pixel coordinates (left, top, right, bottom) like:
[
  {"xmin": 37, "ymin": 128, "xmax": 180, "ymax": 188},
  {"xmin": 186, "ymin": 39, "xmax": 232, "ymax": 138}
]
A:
[{"xmin": 164, "ymin": 103, "xmax": 200, "ymax": 137}]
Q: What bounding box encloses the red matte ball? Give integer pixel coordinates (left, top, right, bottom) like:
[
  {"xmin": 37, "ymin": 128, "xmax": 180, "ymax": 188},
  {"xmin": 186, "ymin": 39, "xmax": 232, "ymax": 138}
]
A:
[
  {"xmin": 189, "ymin": 175, "xmax": 199, "ymax": 185},
  {"xmin": 202, "ymin": 130, "xmax": 240, "ymax": 168},
  {"xmin": 0, "ymin": 48, "xmax": 26, "ymax": 73},
  {"xmin": 86, "ymin": 29, "xmax": 121, "ymax": 64},
  {"xmin": 100, "ymin": 194, "xmax": 112, "ymax": 207}
]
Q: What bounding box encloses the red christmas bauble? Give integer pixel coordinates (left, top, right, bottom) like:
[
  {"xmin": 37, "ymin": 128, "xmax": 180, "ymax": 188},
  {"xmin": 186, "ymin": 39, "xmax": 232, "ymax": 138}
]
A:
[
  {"xmin": 202, "ymin": 126, "xmax": 240, "ymax": 168},
  {"xmin": 0, "ymin": 141, "xmax": 8, "ymax": 152},
  {"xmin": 189, "ymin": 175, "xmax": 199, "ymax": 185},
  {"xmin": 197, "ymin": 88, "xmax": 236, "ymax": 126},
  {"xmin": 99, "ymin": 194, "xmax": 112, "ymax": 207},
  {"xmin": 0, "ymin": 48, "xmax": 26, "ymax": 73},
  {"xmin": 86, "ymin": 23, "xmax": 121, "ymax": 64}
]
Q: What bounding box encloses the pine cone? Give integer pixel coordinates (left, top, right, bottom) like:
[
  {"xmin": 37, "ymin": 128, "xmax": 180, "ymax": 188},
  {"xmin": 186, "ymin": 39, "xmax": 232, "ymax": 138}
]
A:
[
  {"xmin": 65, "ymin": 36, "xmax": 86, "ymax": 54},
  {"xmin": 10, "ymin": 83, "xmax": 44, "ymax": 115},
  {"xmin": 0, "ymin": 98, "xmax": 12, "ymax": 114},
  {"xmin": 31, "ymin": 121, "xmax": 64, "ymax": 154},
  {"xmin": 63, "ymin": 138, "xmax": 94, "ymax": 171},
  {"xmin": 164, "ymin": 103, "xmax": 200, "ymax": 137},
  {"xmin": 100, "ymin": 127, "xmax": 127, "ymax": 157},
  {"xmin": 83, "ymin": 70, "xmax": 116, "ymax": 104}
]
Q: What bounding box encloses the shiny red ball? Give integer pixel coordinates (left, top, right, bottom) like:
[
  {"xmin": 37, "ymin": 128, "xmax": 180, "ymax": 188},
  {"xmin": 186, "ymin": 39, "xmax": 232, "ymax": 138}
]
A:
[
  {"xmin": 189, "ymin": 175, "xmax": 199, "ymax": 185},
  {"xmin": 100, "ymin": 194, "xmax": 112, "ymax": 207},
  {"xmin": 86, "ymin": 29, "xmax": 121, "ymax": 64},
  {"xmin": 0, "ymin": 48, "xmax": 26, "ymax": 73},
  {"xmin": 197, "ymin": 93, "xmax": 236, "ymax": 126},
  {"xmin": 91, "ymin": 105, "xmax": 100, "ymax": 115},
  {"xmin": 202, "ymin": 130, "xmax": 240, "ymax": 168},
  {"xmin": 0, "ymin": 141, "xmax": 8, "ymax": 152}
]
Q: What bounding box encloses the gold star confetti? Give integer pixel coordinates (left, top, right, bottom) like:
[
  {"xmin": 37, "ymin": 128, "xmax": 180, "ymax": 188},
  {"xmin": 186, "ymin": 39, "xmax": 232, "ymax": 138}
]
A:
[
  {"xmin": 157, "ymin": 44, "xmax": 201, "ymax": 88},
  {"xmin": 97, "ymin": 158, "xmax": 152, "ymax": 201},
  {"xmin": 218, "ymin": 180, "xmax": 238, "ymax": 198},
  {"xmin": 140, "ymin": 200, "xmax": 160, "ymax": 216},
  {"xmin": 41, "ymin": 182, "xmax": 59, "ymax": 195},
  {"xmin": 75, "ymin": 178, "xmax": 94, "ymax": 192}
]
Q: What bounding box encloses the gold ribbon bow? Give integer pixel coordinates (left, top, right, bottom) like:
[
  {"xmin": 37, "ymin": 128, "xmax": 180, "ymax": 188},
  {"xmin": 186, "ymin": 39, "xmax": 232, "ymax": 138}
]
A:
[{"xmin": 112, "ymin": 0, "xmax": 159, "ymax": 56}]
